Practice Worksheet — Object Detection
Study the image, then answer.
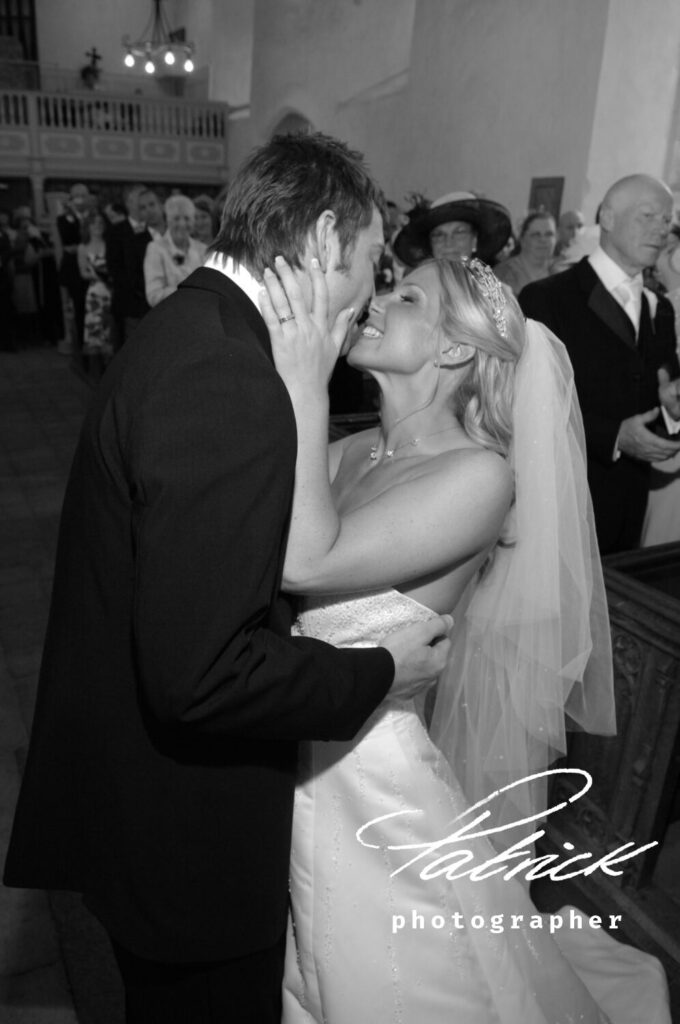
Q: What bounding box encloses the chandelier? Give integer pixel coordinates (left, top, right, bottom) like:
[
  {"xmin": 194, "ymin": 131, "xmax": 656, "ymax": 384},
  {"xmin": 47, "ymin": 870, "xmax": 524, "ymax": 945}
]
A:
[{"xmin": 122, "ymin": 0, "xmax": 195, "ymax": 75}]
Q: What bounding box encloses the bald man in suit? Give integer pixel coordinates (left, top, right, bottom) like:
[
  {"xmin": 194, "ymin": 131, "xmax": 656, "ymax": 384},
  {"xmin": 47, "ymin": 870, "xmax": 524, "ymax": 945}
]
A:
[{"xmin": 521, "ymin": 175, "xmax": 680, "ymax": 554}]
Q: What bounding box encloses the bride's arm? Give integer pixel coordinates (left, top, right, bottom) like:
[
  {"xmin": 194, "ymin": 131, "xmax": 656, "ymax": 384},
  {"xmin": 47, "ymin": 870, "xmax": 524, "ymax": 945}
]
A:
[
  {"xmin": 260, "ymin": 256, "xmax": 352, "ymax": 571},
  {"xmin": 260, "ymin": 259, "xmax": 513, "ymax": 595}
]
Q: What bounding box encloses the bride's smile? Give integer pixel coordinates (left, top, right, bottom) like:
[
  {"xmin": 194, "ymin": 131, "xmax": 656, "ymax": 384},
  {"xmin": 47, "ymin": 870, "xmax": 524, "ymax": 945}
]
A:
[{"xmin": 348, "ymin": 265, "xmax": 443, "ymax": 378}]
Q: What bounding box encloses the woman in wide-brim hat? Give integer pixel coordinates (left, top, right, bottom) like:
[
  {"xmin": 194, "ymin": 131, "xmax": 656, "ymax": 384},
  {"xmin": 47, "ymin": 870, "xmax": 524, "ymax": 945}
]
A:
[{"xmin": 393, "ymin": 191, "xmax": 512, "ymax": 266}]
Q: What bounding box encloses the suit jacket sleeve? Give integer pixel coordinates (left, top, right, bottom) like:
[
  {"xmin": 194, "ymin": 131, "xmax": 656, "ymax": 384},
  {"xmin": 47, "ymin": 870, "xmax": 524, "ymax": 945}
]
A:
[
  {"xmin": 123, "ymin": 319, "xmax": 394, "ymax": 743},
  {"xmin": 144, "ymin": 239, "xmax": 174, "ymax": 307}
]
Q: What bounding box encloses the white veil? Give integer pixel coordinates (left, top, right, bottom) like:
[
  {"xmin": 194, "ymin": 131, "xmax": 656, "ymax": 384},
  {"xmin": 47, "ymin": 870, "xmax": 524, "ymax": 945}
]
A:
[{"xmin": 429, "ymin": 318, "xmax": 616, "ymax": 848}]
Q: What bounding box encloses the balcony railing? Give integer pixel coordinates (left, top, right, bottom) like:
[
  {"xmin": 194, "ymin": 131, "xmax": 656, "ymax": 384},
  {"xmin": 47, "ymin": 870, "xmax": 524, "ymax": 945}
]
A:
[
  {"xmin": 0, "ymin": 88, "xmax": 226, "ymax": 139},
  {"xmin": 0, "ymin": 82, "xmax": 229, "ymax": 188}
]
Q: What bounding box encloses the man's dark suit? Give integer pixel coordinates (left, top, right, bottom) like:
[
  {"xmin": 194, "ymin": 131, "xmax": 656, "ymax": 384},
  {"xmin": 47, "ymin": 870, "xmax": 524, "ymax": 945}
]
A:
[
  {"xmin": 57, "ymin": 211, "xmax": 88, "ymax": 347},
  {"xmin": 520, "ymin": 258, "xmax": 679, "ymax": 555},
  {"xmin": 4, "ymin": 269, "xmax": 393, "ymax": 969},
  {"xmin": 107, "ymin": 219, "xmax": 151, "ymax": 345}
]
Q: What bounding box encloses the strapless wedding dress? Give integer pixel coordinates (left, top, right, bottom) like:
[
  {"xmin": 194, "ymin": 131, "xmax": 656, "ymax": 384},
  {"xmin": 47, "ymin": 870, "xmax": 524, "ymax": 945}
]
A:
[{"xmin": 282, "ymin": 590, "xmax": 669, "ymax": 1024}]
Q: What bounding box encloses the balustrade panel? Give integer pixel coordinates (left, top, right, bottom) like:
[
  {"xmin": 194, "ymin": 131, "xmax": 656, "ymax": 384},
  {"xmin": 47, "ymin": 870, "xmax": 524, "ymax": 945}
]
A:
[{"xmin": 1, "ymin": 87, "xmax": 227, "ymax": 140}]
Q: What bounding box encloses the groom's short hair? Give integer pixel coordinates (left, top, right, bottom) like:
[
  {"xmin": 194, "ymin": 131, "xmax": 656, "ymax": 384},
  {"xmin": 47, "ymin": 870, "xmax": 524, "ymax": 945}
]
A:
[{"xmin": 212, "ymin": 131, "xmax": 384, "ymax": 277}]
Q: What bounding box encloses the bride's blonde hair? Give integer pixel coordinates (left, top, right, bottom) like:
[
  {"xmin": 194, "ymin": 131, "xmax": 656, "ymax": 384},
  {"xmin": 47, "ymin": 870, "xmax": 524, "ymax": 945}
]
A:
[{"xmin": 430, "ymin": 259, "xmax": 525, "ymax": 457}]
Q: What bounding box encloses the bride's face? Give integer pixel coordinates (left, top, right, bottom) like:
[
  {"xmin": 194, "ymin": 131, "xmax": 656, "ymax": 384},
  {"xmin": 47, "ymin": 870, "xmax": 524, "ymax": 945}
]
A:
[{"xmin": 347, "ymin": 265, "xmax": 442, "ymax": 374}]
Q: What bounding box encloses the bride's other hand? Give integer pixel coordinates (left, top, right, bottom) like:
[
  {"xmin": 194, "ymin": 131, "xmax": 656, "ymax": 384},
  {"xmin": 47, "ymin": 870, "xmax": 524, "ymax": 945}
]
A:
[
  {"xmin": 384, "ymin": 615, "xmax": 453, "ymax": 700},
  {"xmin": 259, "ymin": 255, "xmax": 354, "ymax": 396}
]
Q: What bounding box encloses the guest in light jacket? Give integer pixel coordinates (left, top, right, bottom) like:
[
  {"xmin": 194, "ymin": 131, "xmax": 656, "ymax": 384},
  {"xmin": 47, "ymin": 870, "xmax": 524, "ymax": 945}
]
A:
[{"xmin": 144, "ymin": 194, "xmax": 207, "ymax": 307}]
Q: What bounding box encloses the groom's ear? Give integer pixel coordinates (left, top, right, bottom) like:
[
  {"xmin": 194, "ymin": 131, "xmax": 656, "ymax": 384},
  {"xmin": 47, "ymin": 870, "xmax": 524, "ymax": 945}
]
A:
[{"xmin": 309, "ymin": 209, "xmax": 338, "ymax": 274}]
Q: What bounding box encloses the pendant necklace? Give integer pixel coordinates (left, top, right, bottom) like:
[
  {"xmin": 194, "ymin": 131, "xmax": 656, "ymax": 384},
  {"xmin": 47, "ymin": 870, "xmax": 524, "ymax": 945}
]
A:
[{"xmin": 369, "ymin": 425, "xmax": 459, "ymax": 462}]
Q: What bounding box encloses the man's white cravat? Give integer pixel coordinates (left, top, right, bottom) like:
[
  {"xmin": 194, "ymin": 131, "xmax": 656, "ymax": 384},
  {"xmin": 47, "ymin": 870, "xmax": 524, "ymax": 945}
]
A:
[{"xmin": 613, "ymin": 276, "xmax": 643, "ymax": 333}]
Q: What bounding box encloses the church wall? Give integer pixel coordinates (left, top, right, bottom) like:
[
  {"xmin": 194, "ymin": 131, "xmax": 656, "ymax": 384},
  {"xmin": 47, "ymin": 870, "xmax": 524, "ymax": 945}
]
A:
[
  {"xmin": 35, "ymin": 0, "xmax": 138, "ymax": 79},
  {"xmin": 246, "ymin": 0, "xmax": 611, "ymax": 226},
  {"xmin": 390, "ymin": 0, "xmax": 611, "ymax": 224},
  {"xmin": 584, "ymin": 0, "xmax": 680, "ymax": 213},
  {"xmin": 242, "ymin": 0, "xmax": 415, "ymax": 184},
  {"xmin": 177, "ymin": 0, "xmax": 254, "ymax": 109}
]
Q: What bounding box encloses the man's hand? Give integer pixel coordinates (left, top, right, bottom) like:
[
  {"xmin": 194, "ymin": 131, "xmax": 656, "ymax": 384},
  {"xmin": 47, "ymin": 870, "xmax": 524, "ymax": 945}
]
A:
[
  {"xmin": 617, "ymin": 408, "xmax": 680, "ymax": 463},
  {"xmin": 658, "ymin": 367, "xmax": 680, "ymax": 422},
  {"xmin": 382, "ymin": 615, "xmax": 453, "ymax": 701}
]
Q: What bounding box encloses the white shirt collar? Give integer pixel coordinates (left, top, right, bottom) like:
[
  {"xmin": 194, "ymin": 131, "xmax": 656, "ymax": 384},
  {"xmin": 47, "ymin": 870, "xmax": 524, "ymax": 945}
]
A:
[
  {"xmin": 588, "ymin": 245, "xmax": 657, "ymax": 316},
  {"xmin": 203, "ymin": 252, "xmax": 263, "ymax": 312},
  {"xmin": 588, "ymin": 245, "xmax": 639, "ymax": 291}
]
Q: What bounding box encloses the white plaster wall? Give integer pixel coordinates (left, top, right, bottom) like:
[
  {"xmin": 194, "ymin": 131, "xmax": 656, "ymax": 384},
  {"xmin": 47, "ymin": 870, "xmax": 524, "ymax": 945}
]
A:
[
  {"xmin": 394, "ymin": 0, "xmax": 610, "ymax": 224},
  {"xmin": 35, "ymin": 0, "xmax": 138, "ymax": 76},
  {"xmin": 177, "ymin": 0, "xmax": 254, "ymax": 107},
  {"xmin": 245, "ymin": 0, "xmax": 612, "ymax": 223},
  {"xmin": 584, "ymin": 0, "xmax": 680, "ymax": 215},
  {"xmin": 249, "ymin": 0, "xmax": 416, "ymax": 141}
]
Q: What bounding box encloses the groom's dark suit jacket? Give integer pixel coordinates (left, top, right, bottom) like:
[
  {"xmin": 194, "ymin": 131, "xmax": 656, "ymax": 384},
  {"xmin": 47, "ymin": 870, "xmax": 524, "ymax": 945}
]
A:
[
  {"xmin": 520, "ymin": 258, "xmax": 679, "ymax": 554},
  {"xmin": 4, "ymin": 268, "xmax": 393, "ymax": 962}
]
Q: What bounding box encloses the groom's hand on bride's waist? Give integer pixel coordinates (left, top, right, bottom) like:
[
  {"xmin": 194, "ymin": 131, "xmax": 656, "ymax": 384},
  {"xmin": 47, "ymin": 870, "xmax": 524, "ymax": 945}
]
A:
[{"xmin": 383, "ymin": 616, "xmax": 453, "ymax": 700}]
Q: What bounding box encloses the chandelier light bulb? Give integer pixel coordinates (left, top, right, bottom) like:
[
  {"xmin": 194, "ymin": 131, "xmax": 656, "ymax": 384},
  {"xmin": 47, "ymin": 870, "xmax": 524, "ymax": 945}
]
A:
[{"xmin": 122, "ymin": 1, "xmax": 196, "ymax": 76}]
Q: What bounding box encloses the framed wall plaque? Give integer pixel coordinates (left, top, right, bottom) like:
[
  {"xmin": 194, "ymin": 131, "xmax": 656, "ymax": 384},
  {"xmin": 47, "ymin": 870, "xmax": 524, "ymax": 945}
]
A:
[{"xmin": 528, "ymin": 176, "xmax": 564, "ymax": 219}]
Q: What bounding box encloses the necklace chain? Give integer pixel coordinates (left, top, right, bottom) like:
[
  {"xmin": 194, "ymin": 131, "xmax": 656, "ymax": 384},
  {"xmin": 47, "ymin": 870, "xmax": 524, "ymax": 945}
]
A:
[{"xmin": 369, "ymin": 425, "xmax": 458, "ymax": 462}]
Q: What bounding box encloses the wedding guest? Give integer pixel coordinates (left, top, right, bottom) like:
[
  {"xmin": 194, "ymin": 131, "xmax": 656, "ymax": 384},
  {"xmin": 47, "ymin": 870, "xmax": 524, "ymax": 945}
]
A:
[
  {"xmin": 653, "ymin": 224, "xmax": 680, "ymax": 334},
  {"xmin": 144, "ymin": 195, "xmax": 207, "ymax": 307},
  {"xmin": 642, "ymin": 225, "xmax": 680, "ymax": 545},
  {"xmin": 0, "ymin": 208, "xmax": 16, "ymax": 243},
  {"xmin": 494, "ymin": 210, "xmax": 557, "ymax": 294},
  {"xmin": 3, "ymin": 131, "xmax": 449, "ymax": 1024},
  {"xmin": 77, "ymin": 209, "xmax": 112, "ymax": 356},
  {"xmin": 521, "ymin": 174, "xmax": 680, "ymax": 554},
  {"xmin": 137, "ymin": 187, "xmax": 165, "ymax": 239},
  {"xmin": 9, "ymin": 212, "xmax": 50, "ymax": 342},
  {"xmin": 192, "ymin": 194, "xmax": 216, "ymax": 246},
  {"xmin": 57, "ymin": 183, "xmax": 91, "ymax": 353},
  {"xmin": 393, "ymin": 190, "xmax": 512, "ymax": 268},
  {"xmin": 550, "ymin": 208, "xmax": 585, "ymax": 274},
  {"xmin": 107, "ymin": 184, "xmax": 152, "ymax": 349},
  {"xmin": 104, "ymin": 201, "xmax": 127, "ymax": 227}
]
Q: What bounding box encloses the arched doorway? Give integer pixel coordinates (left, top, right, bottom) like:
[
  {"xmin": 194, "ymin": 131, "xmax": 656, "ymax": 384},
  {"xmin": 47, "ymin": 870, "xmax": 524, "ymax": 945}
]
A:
[{"xmin": 270, "ymin": 112, "xmax": 313, "ymax": 136}]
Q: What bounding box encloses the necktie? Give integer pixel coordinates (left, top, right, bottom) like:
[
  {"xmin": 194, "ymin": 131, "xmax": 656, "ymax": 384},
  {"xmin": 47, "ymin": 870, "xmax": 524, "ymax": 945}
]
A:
[{"xmin": 614, "ymin": 277, "xmax": 643, "ymax": 332}]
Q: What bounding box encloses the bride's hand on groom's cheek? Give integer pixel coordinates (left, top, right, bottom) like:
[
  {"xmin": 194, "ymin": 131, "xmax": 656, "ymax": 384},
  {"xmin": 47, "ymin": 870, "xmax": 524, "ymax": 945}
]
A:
[{"xmin": 259, "ymin": 256, "xmax": 354, "ymax": 391}]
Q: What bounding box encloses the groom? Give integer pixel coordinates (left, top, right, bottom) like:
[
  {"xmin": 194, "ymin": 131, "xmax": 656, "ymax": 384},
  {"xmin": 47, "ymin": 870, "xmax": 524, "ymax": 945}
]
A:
[{"xmin": 4, "ymin": 133, "xmax": 451, "ymax": 1023}]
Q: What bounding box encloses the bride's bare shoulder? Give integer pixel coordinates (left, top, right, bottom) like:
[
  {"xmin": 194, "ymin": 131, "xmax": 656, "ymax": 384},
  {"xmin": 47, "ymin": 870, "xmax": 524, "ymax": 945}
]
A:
[
  {"xmin": 440, "ymin": 446, "xmax": 513, "ymax": 509},
  {"xmin": 418, "ymin": 445, "xmax": 512, "ymax": 496}
]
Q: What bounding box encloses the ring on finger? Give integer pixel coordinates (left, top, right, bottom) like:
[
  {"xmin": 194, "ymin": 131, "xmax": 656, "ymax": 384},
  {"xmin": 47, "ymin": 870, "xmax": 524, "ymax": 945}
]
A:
[{"xmin": 278, "ymin": 313, "xmax": 296, "ymax": 324}]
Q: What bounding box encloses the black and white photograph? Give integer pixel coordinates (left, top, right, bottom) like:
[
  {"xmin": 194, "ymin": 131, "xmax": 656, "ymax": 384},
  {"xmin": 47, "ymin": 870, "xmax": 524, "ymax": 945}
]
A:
[{"xmin": 1, "ymin": 2, "xmax": 679, "ymax": 1022}]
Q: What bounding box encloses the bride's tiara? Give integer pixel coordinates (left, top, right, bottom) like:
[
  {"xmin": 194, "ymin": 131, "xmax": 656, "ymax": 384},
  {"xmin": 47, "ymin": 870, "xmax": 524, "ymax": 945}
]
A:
[{"xmin": 465, "ymin": 257, "xmax": 508, "ymax": 339}]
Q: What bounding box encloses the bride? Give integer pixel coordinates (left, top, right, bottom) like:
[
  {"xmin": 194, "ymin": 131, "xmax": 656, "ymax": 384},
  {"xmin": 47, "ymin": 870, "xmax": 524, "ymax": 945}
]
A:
[{"xmin": 260, "ymin": 256, "xmax": 670, "ymax": 1024}]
